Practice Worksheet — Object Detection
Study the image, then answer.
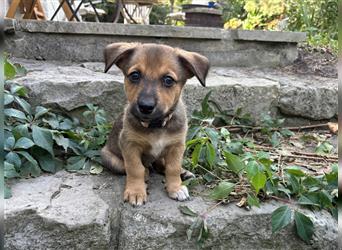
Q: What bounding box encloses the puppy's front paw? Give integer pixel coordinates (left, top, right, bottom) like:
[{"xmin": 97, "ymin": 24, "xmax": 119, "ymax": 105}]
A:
[
  {"xmin": 168, "ymin": 185, "xmax": 190, "ymax": 201},
  {"xmin": 124, "ymin": 187, "xmax": 147, "ymax": 206}
]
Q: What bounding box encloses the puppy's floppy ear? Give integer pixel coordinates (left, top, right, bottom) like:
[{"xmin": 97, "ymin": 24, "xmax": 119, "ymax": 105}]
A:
[
  {"xmin": 178, "ymin": 50, "xmax": 210, "ymax": 87},
  {"xmin": 104, "ymin": 43, "xmax": 137, "ymax": 73}
]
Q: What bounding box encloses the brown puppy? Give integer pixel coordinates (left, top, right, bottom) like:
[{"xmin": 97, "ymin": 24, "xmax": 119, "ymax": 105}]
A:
[{"xmin": 101, "ymin": 43, "xmax": 209, "ymax": 206}]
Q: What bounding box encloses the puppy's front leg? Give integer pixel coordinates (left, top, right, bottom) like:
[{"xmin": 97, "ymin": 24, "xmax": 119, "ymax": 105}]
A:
[
  {"xmin": 122, "ymin": 145, "xmax": 147, "ymax": 206},
  {"xmin": 164, "ymin": 143, "xmax": 190, "ymax": 201}
]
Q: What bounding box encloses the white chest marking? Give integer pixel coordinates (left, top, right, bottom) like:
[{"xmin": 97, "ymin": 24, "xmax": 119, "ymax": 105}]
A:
[{"xmin": 149, "ymin": 136, "xmax": 169, "ymax": 158}]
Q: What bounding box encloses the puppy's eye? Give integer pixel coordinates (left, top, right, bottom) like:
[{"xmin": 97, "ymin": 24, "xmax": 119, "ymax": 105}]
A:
[
  {"xmin": 128, "ymin": 71, "xmax": 141, "ymax": 83},
  {"xmin": 162, "ymin": 76, "xmax": 175, "ymax": 87}
]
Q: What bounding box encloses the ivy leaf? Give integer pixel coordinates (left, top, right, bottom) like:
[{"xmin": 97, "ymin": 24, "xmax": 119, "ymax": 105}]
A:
[
  {"xmin": 5, "ymin": 59, "xmax": 16, "ymax": 79},
  {"xmin": 272, "ymin": 205, "xmax": 292, "ymax": 234},
  {"xmin": 205, "ymin": 142, "xmax": 216, "ymax": 167},
  {"xmin": 192, "ymin": 143, "xmax": 203, "ymax": 166},
  {"xmin": 14, "ymin": 96, "xmax": 31, "ymax": 114},
  {"xmin": 315, "ymin": 141, "xmax": 333, "ymax": 155},
  {"xmin": 34, "ymin": 106, "xmax": 49, "ymax": 120},
  {"xmin": 288, "ymin": 174, "xmax": 301, "ymax": 194},
  {"xmin": 251, "ymin": 171, "xmax": 266, "ymax": 194},
  {"xmin": 20, "ymin": 161, "xmax": 42, "ymax": 177},
  {"xmin": 226, "ymin": 141, "xmax": 244, "ymax": 155},
  {"xmin": 32, "ymin": 147, "xmax": 57, "ymax": 173},
  {"xmin": 179, "ymin": 205, "xmax": 198, "ymax": 217},
  {"xmin": 5, "ymin": 152, "xmax": 22, "ymax": 167},
  {"xmin": 14, "ymin": 137, "xmax": 35, "ymax": 149},
  {"xmin": 298, "ymin": 194, "xmax": 320, "ymax": 207},
  {"xmin": 4, "ymin": 93, "xmax": 14, "ymax": 105},
  {"xmin": 12, "ymin": 124, "xmax": 29, "ymax": 139},
  {"xmin": 4, "ymin": 108, "xmax": 27, "ymax": 121},
  {"xmin": 4, "ymin": 161, "xmax": 20, "ymax": 178},
  {"xmin": 32, "ymin": 125, "xmax": 54, "ymax": 156},
  {"xmin": 209, "ymin": 181, "xmax": 235, "ymax": 200},
  {"xmin": 53, "ymin": 134, "xmax": 70, "ymax": 152},
  {"xmin": 224, "ymin": 151, "xmax": 245, "ymax": 174},
  {"xmin": 285, "ymin": 166, "xmax": 305, "ymax": 177},
  {"xmin": 66, "ymin": 156, "xmax": 86, "ymax": 171},
  {"xmin": 247, "ymin": 193, "xmax": 260, "ymax": 207},
  {"xmin": 294, "ymin": 211, "xmax": 314, "ymax": 242},
  {"xmin": 17, "ymin": 151, "xmax": 39, "ymax": 167},
  {"xmin": 4, "ymin": 136, "xmax": 15, "ymax": 150}
]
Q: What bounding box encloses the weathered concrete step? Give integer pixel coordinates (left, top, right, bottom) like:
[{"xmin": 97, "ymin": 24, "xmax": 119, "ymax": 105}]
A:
[
  {"xmin": 5, "ymin": 171, "xmax": 337, "ymax": 249},
  {"xmin": 4, "ymin": 20, "xmax": 306, "ymax": 67},
  {"xmin": 11, "ymin": 58, "xmax": 337, "ymax": 123}
]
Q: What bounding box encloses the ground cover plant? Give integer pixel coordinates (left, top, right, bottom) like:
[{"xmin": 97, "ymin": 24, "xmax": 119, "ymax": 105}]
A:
[
  {"xmin": 4, "ymin": 58, "xmax": 337, "ymax": 246},
  {"xmin": 179, "ymin": 92, "xmax": 337, "ymax": 246}
]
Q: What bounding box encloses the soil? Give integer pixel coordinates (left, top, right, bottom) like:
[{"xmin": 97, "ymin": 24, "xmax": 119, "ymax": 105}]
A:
[{"xmin": 283, "ymin": 45, "xmax": 338, "ymax": 78}]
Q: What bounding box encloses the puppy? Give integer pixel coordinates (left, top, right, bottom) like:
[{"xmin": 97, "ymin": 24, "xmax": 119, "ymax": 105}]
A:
[{"xmin": 101, "ymin": 43, "xmax": 209, "ymax": 206}]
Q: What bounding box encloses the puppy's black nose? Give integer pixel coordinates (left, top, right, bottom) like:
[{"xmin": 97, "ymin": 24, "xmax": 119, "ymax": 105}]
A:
[{"xmin": 138, "ymin": 99, "xmax": 155, "ymax": 114}]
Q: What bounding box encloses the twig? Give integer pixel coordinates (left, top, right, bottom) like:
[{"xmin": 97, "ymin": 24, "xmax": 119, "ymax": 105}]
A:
[
  {"xmin": 196, "ymin": 164, "xmax": 223, "ymax": 181},
  {"xmin": 269, "ymin": 195, "xmax": 295, "ymax": 205},
  {"xmin": 201, "ymin": 200, "xmax": 225, "ymax": 218},
  {"xmin": 220, "ymin": 123, "xmax": 330, "ymax": 132}
]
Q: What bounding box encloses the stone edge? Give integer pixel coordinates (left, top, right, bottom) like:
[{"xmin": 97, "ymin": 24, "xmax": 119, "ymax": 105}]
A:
[{"xmin": 5, "ymin": 19, "xmax": 305, "ymax": 43}]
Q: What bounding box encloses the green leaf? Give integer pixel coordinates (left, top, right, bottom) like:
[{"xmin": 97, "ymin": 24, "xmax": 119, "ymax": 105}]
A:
[
  {"xmin": 20, "ymin": 161, "xmax": 42, "ymax": 177},
  {"xmin": 246, "ymin": 161, "xmax": 258, "ymax": 180},
  {"xmin": 294, "ymin": 211, "xmax": 314, "ymax": 242},
  {"xmin": 186, "ymin": 217, "xmax": 202, "ymax": 241},
  {"xmin": 192, "ymin": 143, "xmax": 203, "ymax": 166},
  {"xmin": 34, "ymin": 106, "xmax": 49, "ymax": 120},
  {"xmin": 288, "ymin": 174, "xmax": 301, "ymax": 194},
  {"xmin": 14, "ymin": 96, "xmax": 31, "ymax": 114},
  {"xmin": 32, "ymin": 125, "xmax": 54, "ymax": 156},
  {"xmin": 298, "ymin": 194, "xmax": 320, "ymax": 207},
  {"xmin": 14, "ymin": 137, "xmax": 35, "ymax": 149},
  {"xmin": 5, "ymin": 185, "xmax": 12, "ymax": 199},
  {"xmin": 33, "ymin": 149, "xmax": 57, "ymax": 173},
  {"xmin": 247, "ymin": 193, "xmax": 260, "ymax": 207},
  {"xmin": 11, "ymin": 85, "xmax": 28, "ymax": 97},
  {"xmin": 66, "ymin": 156, "xmax": 86, "ymax": 171},
  {"xmin": 224, "ymin": 151, "xmax": 245, "ymax": 174},
  {"xmin": 53, "ymin": 134, "xmax": 70, "ymax": 152},
  {"xmin": 272, "ymin": 206, "xmax": 293, "ymax": 234},
  {"xmin": 5, "ymin": 136, "xmax": 15, "ymax": 150},
  {"xmin": 271, "ymin": 132, "xmax": 281, "ymax": 147},
  {"xmin": 4, "ymin": 108, "xmax": 27, "ymax": 120},
  {"xmin": 280, "ymin": 129, "xmax": 295, "ymax": 137},
  {"xmin": 205, "ymin": 142, "xmax": 216, "ymax": 167},
  {"xmin": 209, "ymin": 181, "xmax": 235, "ymax": 200},
  {"xmin": 226, "ymin": 141, "xmax": 244, "ymax": 155},
  {"xmin": 285, "ymin": 166, "xmax": 305, "ymax": 177},
  {"xmin": 12, "ymin": 124, "xmax": 30, "ymax": 139},
  {"xmin": 315, "ymin": 141, "xmax": 333, "ymax": 155},
  {"xmin": 4, "ymin": 93, "xmax": 14, "ymax": 105},
  {"xmin": 17, "ymin": 151, "xmax": 39, "ymax": 167},
  {"xmin": 4, "ymin": 162, "xmax": 20, "ymax": 178},
  {"xmin": 5, "ymin": 59, "xmax": 16, "ymax": 79},
  {"xmin": 5, "ymin": 152, "xmax": 21, "ymax": 167},
  {"xmin": 179, "ymin": 205, "xmax": 198, "ymax": 217},
  {"xmin": 251, "ymin": 171, "xmax": 266, "ymax": 194}
]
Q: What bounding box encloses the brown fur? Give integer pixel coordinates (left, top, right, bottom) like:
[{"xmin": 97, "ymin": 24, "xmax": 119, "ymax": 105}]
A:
[{"xmin": 101, "ymin": 43, "xmax": 209, "ymax": 206}]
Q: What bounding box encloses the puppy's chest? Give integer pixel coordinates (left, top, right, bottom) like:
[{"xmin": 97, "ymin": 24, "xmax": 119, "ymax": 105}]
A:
[{"xmin": 148, "ymin": 135, "xmax": 169, "ymax": 158}]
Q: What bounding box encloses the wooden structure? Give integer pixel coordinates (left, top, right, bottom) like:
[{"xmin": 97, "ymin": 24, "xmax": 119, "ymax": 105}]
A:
[
  {"xmin": 182, "ymin": 4, "xmax": 223, "ymax": 27},
  {"xmin": 6, "ymin": 0, "xmax": 47, "ymax": 20}
]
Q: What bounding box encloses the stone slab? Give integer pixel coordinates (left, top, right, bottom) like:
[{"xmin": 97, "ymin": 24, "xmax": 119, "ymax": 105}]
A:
[
  {"xmin": 5, "ymin": 170, "xmax": 338, "ymax": 249},
  {"xmin": 232, "ymin": 30, "xmax": 306, "ymax": 43},
  {"xmin": 4, "ymin": 20, "xmax": 303, "ymax": 67}
]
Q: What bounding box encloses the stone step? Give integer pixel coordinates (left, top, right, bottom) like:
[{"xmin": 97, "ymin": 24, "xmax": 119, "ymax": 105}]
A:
[
  {"xmin": 11, "ymin": 58, "xmax": 337, "ymax": 123},
  {"xmin": 5, "ymin": 171, "xmax": 337, "ymax": 249}
]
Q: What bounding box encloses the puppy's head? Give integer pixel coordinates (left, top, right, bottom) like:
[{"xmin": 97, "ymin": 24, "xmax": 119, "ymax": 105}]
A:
[{"xmin": 104, "ymin": 43, "xmax": 209, "ymax": 122}]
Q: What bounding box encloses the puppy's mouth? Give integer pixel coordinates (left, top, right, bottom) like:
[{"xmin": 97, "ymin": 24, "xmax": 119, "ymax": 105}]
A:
[{"xmin": 130, "ymin": 105, "xmax": 170, "ymax": 128}]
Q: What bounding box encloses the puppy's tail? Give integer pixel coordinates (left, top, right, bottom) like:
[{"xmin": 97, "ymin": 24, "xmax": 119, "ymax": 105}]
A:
[{"xmin": 101, "ymin": 146, "xmax": 126, "ymax": 175}]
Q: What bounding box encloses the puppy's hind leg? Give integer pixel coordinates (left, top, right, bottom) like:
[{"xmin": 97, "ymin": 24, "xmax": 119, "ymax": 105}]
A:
[{"xmin": 101, "ymin": 146, "xmax": 126, "ymax": 175}]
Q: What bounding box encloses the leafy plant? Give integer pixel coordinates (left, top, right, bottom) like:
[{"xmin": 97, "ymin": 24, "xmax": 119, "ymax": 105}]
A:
[
  {"xmin": 181, "ymin": 91, "xmax": 337, "ymax": 246},
  {"xmin": 4, "ymin": 57, "xmax": 111, "ymax": 198}
]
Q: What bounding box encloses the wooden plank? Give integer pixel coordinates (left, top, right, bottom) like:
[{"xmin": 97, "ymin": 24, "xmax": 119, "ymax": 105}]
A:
[{"xmin": 6, "ymin": 0, "xmax": 21, "ymax": 18}]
